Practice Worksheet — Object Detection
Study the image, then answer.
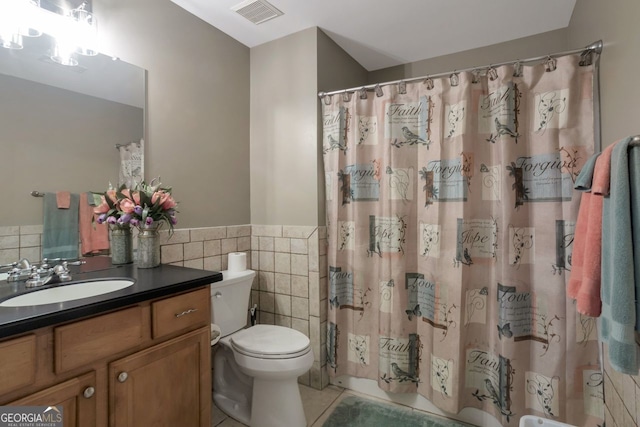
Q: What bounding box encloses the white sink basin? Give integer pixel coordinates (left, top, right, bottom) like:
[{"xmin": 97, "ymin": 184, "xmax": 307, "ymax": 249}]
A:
[{"xmin": 0, "ymin": 279, "xmax": 135, "ymax": 307}]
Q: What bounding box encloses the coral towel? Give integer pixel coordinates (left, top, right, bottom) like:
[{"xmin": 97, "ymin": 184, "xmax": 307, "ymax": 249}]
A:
[
  {"xmin": 567, "ymin": 152, "xmax": 600, "ymax": 315},
  {"xmin": 56, "ymin": 191, "xmax": 71, "ymax": 209},
  {"xmin": 569, "ymin": 144, "xmax": 614, "ymax": 316},
  {"xmin": 79, "ymin": 192, "xmax": 110, "ymax": 255}
]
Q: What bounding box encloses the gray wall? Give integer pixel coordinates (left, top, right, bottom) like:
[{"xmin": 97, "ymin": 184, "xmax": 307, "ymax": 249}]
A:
[
  {"xmin": 5, "ymin": 1, "xmax": 636, "ymax": 231},
  {"xmin": 250, "ymin": 28, "xmax": 368, "ymax": 226},
  {"xmin": 368, "ymin": 28, "xmax": 568, "ymax": 82},
  {"xmin": 567, "ymin": 0, "xmax": 640, "ymax": 148},
  {"xmin": 250, "ymin": 28, "xmax": 319, "ymax": 226},
  {"xmin": 0, "ymin": 75, "xmax": 142, "ymax": 226},
  {"xmin": 316, "ymin": 30, "xmax": 369, "ymax": 225},
  {"xmin": 96, "ymin": 0, "xmax": 250, "ymax": 228}
]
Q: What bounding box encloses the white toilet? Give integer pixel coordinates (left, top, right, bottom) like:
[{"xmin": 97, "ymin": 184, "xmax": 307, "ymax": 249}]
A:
[{"xmin": 211, "ymin": 269, "xmax": 314, "ymax": 427}]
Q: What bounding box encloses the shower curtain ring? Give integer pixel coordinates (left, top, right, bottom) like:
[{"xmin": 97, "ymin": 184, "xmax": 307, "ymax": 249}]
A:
[
  {"xmin": 398, "ymin": 80, "xmax": 407, "ymax": 94},
  {"xmin": 513, "ymin": 61, "xmax": 523, "ymax": 77},
  {"xmin": 545, "ymin": 56, "xmax": 557, "ymax": 72},
  {"xmin": 424, "ymin": 77, "xmax": 434, "ymax": 90},
  {"xmin": 450, "ymin": 71, "xmax": 459, "ymax": 87},
  {"xmin": 323, "ymin": 94, "xmax": 332, "ymax": 105},
  {"xmin": 342, "ymin": 91, "xmax": 352, "ymax": 102},
  {"xmin": 579, "ymin": 49, "xmax": 594, "ymax": 66},
  {"xmin": 374, "ymin": 84, "xmax": 384, "ymax": 97},
  {"xmin": 471, "ymin": 69, "xmax": 480, "ymax": 84},
  {"xmin": 359, "ymin": 87, "xmax": 368, "ymax": 99},
  {"xmin": 487, "ymin": 66, "xmax": 498, "ymax": 81}
]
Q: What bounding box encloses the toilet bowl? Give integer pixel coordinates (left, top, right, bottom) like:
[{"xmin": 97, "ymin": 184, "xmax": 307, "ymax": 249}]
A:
[{"xmin": 211, "ymin": 268, "xmax": 314, "ymax": 427}]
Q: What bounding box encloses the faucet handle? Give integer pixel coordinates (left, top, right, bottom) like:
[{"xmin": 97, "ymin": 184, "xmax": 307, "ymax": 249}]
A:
[
  {"xmin": 0, "ymin": 262, "xmax": 17, "ymax": 272},
  {"xmin": 53, "ymin": 263, "xmax": 72, "ymax": 282},
  {"xmin": 40, "ymin": 258, "xmax": 84, "ymax": 269},
  {"xmin": 16, "ymin": 258, "xmax": 31, "ymax": 269}
]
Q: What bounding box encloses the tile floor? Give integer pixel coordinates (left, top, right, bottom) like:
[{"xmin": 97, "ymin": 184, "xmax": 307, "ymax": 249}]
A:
[{"xmin": 211, "ymin": 384, "xmax": 464, "ymax": 427}]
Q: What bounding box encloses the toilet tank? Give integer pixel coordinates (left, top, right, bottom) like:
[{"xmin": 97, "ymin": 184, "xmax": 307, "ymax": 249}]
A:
[{"xmin": 210, "ymin": 269, "xmax": 256, "ymax": 337}]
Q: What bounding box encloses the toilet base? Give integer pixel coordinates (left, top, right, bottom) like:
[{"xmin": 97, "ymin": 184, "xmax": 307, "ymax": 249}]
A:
[
  {"xmin": 250, "ymin": 377, "xmax": 306, "ymax": 427},
  {"xmin": 213, "ymin": 343, "xmax": 252, "ymax": 425},
  {"xmin": 213, "ymin": 392, "xmax": 251, "ymax": 426}
]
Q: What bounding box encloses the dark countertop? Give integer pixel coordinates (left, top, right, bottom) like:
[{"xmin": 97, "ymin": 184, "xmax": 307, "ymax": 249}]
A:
[{"xmin": 0, "ymin": 257, "xmax": 222, "ymax": 339}]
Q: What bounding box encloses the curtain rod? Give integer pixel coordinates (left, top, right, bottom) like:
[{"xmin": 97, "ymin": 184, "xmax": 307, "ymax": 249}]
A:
[{"xmin": 318, "ymin": 40, "xmax": 603, "ymax": 98}]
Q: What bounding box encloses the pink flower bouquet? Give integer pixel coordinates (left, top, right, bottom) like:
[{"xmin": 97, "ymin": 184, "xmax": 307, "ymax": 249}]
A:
[{"xmin": 94, "ymin": 178, "xmax": 178, "ymax": 234}]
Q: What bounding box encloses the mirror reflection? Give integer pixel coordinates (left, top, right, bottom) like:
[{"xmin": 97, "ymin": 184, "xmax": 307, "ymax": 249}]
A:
[{"xmin": 0, "ymin": 31, "xmax": 145, "ymax": 227}]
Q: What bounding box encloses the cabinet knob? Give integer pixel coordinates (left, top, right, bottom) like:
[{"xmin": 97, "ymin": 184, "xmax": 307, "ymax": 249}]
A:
[
  {"xmin": 214, "ymin": 292, "xmax": 222, "ymax": 298},
  {"xmin": 83, "ymin": 386, "xmax": 95, "ymax": 399},
  {"xmin": 117, "ymin": 372, "xmax": 128, "ymax": 383}
]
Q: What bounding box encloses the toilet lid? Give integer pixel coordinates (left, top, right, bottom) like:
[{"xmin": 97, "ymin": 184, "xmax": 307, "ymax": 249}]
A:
[{"xmin": 230, "ymin": 325, "xmax": 310, "ymax": 358}]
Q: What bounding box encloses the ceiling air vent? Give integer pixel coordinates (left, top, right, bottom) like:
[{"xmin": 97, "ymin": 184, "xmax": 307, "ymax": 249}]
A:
[{"xmin": 231, "ymin": 0, "xmax": 283, "ymax": 25}]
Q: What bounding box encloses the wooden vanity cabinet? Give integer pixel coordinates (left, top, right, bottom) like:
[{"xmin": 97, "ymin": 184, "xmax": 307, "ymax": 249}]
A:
[
  {"xmin": 109, "ymin": 328, "xmax": 210, "ymax": 426},
  {"xmin": 0, "ymin": 286, "xmax": 211, "ymax": 427},
  {"xmin": 9, "ymin": 371, "xmax": 97, "ymax": 427}
]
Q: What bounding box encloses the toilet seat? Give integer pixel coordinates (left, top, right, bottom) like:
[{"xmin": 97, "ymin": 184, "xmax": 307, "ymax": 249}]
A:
[{"xmin": 230, "ymin": 324, "xmax": 311, "ymax": 359}]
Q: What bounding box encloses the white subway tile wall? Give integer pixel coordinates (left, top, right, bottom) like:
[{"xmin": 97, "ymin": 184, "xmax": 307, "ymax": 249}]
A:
[{"xmin": 0, "ymin": 223, "xmax": 329, "ymax": 391}]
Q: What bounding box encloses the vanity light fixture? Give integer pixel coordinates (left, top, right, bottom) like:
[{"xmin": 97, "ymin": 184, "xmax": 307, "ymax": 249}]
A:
[
  {"xmin": 0, "ymin": 0, "xmax": 42, "ymax": 49},
  {"xmin": 71, "ymin": 4, "xmax": 98, "ymax": 57},
  {"xmin": 51, "ymin": 39, "xmax": 79, "ymax": 66},
  {"xmin": 50, "ymin": 3, "xmax": 98, "ymax": 66},
  {"xmin": 20, "ymin": 0, "xmax": 43, "ymax": 38},
  {"xmin": 0, "ymin": 31, "xmax": 23, "ymax": 50},
  {"xmin": 0, "ymin": 0, "xmax": 99, "ymax": 66}
]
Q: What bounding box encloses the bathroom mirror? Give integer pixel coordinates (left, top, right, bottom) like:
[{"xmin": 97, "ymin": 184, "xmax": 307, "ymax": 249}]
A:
[{"xmin": 0, "ymin": 32, "xmax": 145, "ymax": 226}]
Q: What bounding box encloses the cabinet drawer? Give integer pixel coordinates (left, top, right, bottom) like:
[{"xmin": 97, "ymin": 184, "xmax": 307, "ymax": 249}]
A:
[
  {"xmin": 0, "ymin": 334, "xmax": 36, "ymax": 395},
  {"xmin": 152, "ymin": 287, "xmax": 210, "ymax": 339},
  {"xmin": 55, "ymin": 306, "xmax": 145, "ymax": 374}
]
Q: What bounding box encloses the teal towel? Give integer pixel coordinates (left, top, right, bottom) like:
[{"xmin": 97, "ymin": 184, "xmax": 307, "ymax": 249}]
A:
[
  {"xmin": 600, "ymin": 137, "xmax": 640, "ymax": 374},
  {"xmin": 574, "ymin": 152, "xmax": 600, "ymax": 191},
  {"xmin": 42, "ymin": 193, "xmax": 80, "ymax": 260},
  {"xmin": 631, "ymin": 147, "xmax": 640, "ymax": 332}
]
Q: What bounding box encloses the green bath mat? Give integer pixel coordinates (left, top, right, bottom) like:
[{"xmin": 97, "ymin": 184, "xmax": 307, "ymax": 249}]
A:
[{"xmin": 322, "ymin": 395, "xmax": 474, "ymax": 427}]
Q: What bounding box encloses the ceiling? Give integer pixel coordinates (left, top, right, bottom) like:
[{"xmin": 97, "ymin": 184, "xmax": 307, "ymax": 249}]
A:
[{"xmin": 170, "ymin": 0, "xmax": 576, "ymax": 71}]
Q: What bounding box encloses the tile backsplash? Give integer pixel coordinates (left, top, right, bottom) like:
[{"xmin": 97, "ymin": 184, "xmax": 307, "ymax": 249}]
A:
[
  {"xmin": 0, "ymin": 223, "xmax": 329, "ymax": 390},
  {"xmin": 0, "ymin": 225, "xmax": 43, "ymax": 264}
]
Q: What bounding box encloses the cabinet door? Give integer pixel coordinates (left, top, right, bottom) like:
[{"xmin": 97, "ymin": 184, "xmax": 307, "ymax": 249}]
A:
[
  {"xmin": 109, "ymin": 327, "xmax": 211, "ymax": 427},
  {"xmin": 9, "ymin": 371, "xmax": 97, "ymax": 427}
]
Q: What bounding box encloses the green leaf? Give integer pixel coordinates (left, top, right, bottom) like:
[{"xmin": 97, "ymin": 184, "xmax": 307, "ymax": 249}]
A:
[
  {"xmin": 140, "ymin": 190, "xmax": 152, "ymax": 207},
  {"xmin": 105, "ymin": 196, "xmax": 115, "ymax": 209}
]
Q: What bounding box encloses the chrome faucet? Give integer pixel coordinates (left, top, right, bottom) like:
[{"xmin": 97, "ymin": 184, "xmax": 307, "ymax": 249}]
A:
[
  {"xmin": 2, "ymin": 258, "xmax": 33, "ymax": 282},
  {"xmin": 2, "ymin": 258, "xmax": 85, "ymax": 287}
]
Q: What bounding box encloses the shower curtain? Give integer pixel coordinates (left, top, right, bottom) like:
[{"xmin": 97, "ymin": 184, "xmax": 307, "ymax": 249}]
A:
[
  {"xmin": 322, "ymin": 54, "xmax": 603, "ymax": 426},
  {"xmin": 117, "ymin": 139, "xmax": 144, "ymax": 188}
]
